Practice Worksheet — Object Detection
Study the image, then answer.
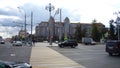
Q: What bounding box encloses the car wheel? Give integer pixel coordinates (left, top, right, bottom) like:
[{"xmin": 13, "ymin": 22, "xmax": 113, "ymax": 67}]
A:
[
  {"xmin": 109, "ymin": 53, "xmax": 113, "ymax": 56},
  {"xmin": 71, "ymin": 45, "xmax": 76, "ymax": 48},
  {"xmin": 59, "ymin": 45, "xmax": 64, "ymax": 48},
  {"xmin": 118, "ymin": 53, "xmax": 120, "ymax": 56}
]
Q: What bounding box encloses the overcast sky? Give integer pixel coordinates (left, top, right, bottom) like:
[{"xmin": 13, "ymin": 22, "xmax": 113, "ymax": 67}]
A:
[{"xmin": 0, "ymin": 0, "xmax": 120, "ymax": 38}]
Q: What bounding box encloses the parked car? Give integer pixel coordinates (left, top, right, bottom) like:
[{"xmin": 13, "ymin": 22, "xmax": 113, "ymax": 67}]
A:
[
  {"xmin": 12, "ymin": 41, "xmax": 23, "ymax": 46},
  {"xmin": 58, "ymin": 40, "xmax": 78, "ymax": 48},
  {"xmin": 0, "ymin": 60, "xmax": 32, "ymax": 68},
  {"xmin": 106, "ymin": 40, "xmax": 120, "ymax": 56}
]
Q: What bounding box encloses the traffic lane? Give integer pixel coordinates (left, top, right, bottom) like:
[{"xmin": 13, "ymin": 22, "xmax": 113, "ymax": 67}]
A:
[
  {"xmin": 0, "ymin": 43, "xmax": 32, "ymax": 63},
  {"xmin": 50, "ymin": 44, "xmax": 120, "ymax": 68}
]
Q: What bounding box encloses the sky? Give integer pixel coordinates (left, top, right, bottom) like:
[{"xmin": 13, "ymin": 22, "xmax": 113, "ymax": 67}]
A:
[{"xmin": 0, "ymin": 0, "xmax": 120, "ymax": 38}]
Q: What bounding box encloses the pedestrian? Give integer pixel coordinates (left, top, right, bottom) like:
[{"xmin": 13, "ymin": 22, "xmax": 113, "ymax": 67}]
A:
[{"xmin": 33, "ymin": 39, "xmax": 35, "ymax": 46}]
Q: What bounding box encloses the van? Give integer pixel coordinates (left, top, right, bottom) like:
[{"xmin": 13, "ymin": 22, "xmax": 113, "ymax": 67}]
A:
[{"xmin": 82, "ymin": 37, "xmax": 96, "ymax": 45}]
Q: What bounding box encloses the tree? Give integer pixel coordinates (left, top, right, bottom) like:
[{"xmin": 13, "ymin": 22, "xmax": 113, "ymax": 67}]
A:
[
  {"xmin": 92, "ymin": 19, "xmax": 97, "ymax": 23},
  {"xmin": 91, "ymin": 23, "xmax": 101, "ymax": 42},
  {"xmin": 75, "ymin": 24, "xmax": 82, "ymax": 42},
  {"xmin": 82, "ymin": 28, "xmax": 87, "ymax": 37},
  {"xmin": 109, "ymin": 19, "xmax": 117, "ymax": 40}
]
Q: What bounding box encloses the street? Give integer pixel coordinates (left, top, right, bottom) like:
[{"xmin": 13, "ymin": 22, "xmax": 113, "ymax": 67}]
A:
[
  {"xmin": 1, "ymin": 42, "xmax": 120, "ymax": 68},
  {"xmin": 0, "ymin": 42, "xmax": 32, "ymax": 63},
  {"xmin": 50, "ymin": 44, "xmax": 120, "ymax": 68}
]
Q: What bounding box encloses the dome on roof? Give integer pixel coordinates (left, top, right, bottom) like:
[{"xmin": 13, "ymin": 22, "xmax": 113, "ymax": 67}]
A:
[{"xmin": 64, "ymin": 17, "xmax": 70, "ymax": 23}]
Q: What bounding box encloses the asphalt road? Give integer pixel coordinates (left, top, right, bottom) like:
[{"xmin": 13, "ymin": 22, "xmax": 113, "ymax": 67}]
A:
[
  {"xmin": 50, "ymin": 44, "xmax": 120, "ymax": 68},
  {"xmin": 1, "ymin": 42, "xmax": 120, "ymax": 68},
  {"xmin": 0, "ymin": 42, "xmax": 32, "ymax": 63}
]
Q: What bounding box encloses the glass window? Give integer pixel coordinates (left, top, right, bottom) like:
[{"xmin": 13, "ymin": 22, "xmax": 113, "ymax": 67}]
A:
[{"xmin": 0, "ymin": 63, "xmax": 5, "ymax": 68}]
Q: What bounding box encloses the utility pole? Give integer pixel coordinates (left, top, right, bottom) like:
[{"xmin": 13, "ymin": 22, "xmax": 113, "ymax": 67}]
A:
[
  {"xmin": 59, "ymin": 9, "xmax": 62, "ymax": 42},
  {"xmin": 31, "ymin": 12, "xmax": 33, "ymax": 46},
  {"xmin": 24, "ymin": 13, "xmax": 27, "ymax": 44}
]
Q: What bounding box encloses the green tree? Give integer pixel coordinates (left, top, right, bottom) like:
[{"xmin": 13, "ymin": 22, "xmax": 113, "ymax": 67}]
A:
[
  {"xmin": 82, "ymin": 28, "xmax": 87, "ymax": 37},
  {"xmin": 75, "ymin": 24, "xmax": 82, "ymax": 42},
  {"xmin": 109, "ymin": 19, "xmax": 117, "ymax": 40},
  {"xmin": 91, "ymin": 23, "xmax": 101, "ymax": 42}
]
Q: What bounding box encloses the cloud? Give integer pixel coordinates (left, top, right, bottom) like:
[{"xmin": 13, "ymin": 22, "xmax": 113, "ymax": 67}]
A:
[
  {"xmin": 0, "ymin": 0, "xmax": 120, "ymax": 38},
  {"xmin": 0, "ymin": 7, "xmax": 19, "ymax": 16},
  {"xmin": 0, "ymin": 15, "xmax": 22, "ymax": 26},
  {"xmin": 0, "ymin": 6, "xmax": 23, "ymax": 27},
  {"xmin": 0, "ymin": 25, "xmax": 20, "ymax": 38}
]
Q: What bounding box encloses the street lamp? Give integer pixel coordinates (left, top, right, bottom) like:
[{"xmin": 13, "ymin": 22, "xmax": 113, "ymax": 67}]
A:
[
  {"xmin": 45, "ymin": 3, "xmax": 55, "ymax": 45},
  {"xmin": 54, "ymin": 8, "xmax": 62, "ymax": 42},
  {"xmin": 17, "ymin": 7, "xmax": 27, "ymax": 44},
  {"xmin": 45, "ymin": 3, "xmax": 55, "ymax": 17}
]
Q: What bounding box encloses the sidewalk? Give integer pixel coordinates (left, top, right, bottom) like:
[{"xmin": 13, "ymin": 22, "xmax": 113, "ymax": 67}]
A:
[{"xmin": 30, "ymin": 42, "xmax": 86, "ymax": 68}]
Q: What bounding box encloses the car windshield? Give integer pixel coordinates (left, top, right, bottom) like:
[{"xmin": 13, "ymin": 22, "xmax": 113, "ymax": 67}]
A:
[
  {"xmin": 107, "ymin": 42, "xmax": 115, "ymax": 46},
  {"xmin": 0, "ymin": 62, "xmax": 5, "ymax": 68},
  {"xmin": 63, "ymin": 40, "xmax": 68, "ymax": 43}
]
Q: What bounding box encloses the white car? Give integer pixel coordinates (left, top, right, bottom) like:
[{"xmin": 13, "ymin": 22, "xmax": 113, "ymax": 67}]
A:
[
  {"xmin": 0, "ymin": 40, "xmax": 5, "ymax": 44},
  {"xmin": 12, "ymin": 41, "xmax": 23, "ymax": 46}
]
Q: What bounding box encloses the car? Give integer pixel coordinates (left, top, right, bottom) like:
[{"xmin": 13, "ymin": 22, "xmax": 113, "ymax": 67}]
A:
[
  {"xmin": 106, "ymin": 40, "xmax": 120, "ymax": 56},
  {"xmin": 58, "ymin": 40, "xmax": 78, "ymax": 48},
  {"xmin": 0, "ymin": 40, "xmax": 5, "ymax": 44},
  {"xmin": 12, "ymin": 41, "xmax": 23, "ymax": 46},
  {"xmin": 0, "ymin": 60, "xmax": 32, "ymax": 68}
]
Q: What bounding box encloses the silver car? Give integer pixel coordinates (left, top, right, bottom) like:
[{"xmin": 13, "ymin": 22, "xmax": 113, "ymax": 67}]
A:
[
  {"xmin": 0, "ymin": 60, "xmax": 32, "ymax": 68},
  {"xmin": 12, "ymin": 41, "xmax": 23, "ymax": 46}
]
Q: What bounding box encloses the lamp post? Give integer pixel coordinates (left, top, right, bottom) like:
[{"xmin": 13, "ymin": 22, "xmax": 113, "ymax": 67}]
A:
[
  {"xmin": 17, "ymin": 7, "xmax": 27, "ymax": 44},
  {"xmin": 45, "ymin": 3, "xmax": 55, "ymax": 45},
  {"xmin": 54, "ymin": 8, "xmax": 62, "ymax": 42},
  {"xmin": 45, "ymin": 3, "xmax": 55, "ymax": 17}
]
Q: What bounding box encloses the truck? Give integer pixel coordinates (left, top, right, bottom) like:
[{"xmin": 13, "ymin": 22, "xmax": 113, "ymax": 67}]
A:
[
  {"xmin": 106, "ymin": 40, "xmax": 120, "ymax": 56},
  {"xmin": 82, "ymin": 37, "xmax": 96, "ymax": 45}
]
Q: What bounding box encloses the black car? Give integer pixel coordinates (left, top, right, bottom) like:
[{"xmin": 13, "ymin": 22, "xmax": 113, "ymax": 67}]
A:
[
  {"xmin": 58, "ymin": 40, "xmax": 78, "ymax": 48},
  {"xmin": 106, "ymin": 40, "xmax": 120, "ymax": 56},
  {"xmin": 0, "ymin": 60, "xmax": 32, "ymax": 68}
]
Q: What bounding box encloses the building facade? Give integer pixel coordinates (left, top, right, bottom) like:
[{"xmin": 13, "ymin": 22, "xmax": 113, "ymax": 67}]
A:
[{"xmin": 35, "ymin": 19, "xmax": 105, "ymax": 41}]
